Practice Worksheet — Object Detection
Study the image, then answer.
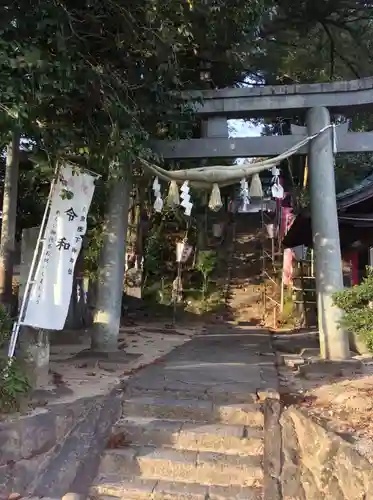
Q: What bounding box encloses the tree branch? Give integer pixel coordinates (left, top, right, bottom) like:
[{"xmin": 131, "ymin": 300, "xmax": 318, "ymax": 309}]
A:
[{"xmin": 321, "ymin": 22, "xmax": 361, "ymax": 79}]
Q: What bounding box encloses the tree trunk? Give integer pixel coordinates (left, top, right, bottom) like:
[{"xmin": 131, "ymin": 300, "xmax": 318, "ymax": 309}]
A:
[
  {"xmin": 91, "ymin": 173, "xmax": 131, "ymax": 352},
  {"xmin": 64, "ymin": 248, "xmax": 87, "ymax": 330},
  {"xmin": 0, "ymin": 130, "xmax": 20, "ymax": 310}
]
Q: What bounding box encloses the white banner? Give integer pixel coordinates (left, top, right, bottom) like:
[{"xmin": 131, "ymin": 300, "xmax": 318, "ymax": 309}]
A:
[{"xmin": 23, "ymin": 165, "xmax": 96, "ymax": 330}]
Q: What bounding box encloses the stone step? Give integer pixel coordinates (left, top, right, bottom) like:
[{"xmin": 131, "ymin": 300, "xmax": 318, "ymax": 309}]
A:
[
  {"xmin": 126, "ymin": 386, "xmax": 260, "ymax": 404},
  {"xmin": 122, "ymin": 396, "xmax": 264, "ymax": 427},
  {"xmin": 113, "ymin": 417, "xmax": 263, "ymax": 455},
  {"xmin": 91, "ymin": 474, "xmax": 263, "ymax": 499},
  {"xmin": 98, "ymin": 447, "xmax": 263, "ymax": 487}
]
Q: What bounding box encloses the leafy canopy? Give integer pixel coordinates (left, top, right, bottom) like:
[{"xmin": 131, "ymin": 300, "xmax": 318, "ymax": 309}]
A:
[{"xmin": 0, "ymin": 0, "xmax": 266, "ymax": 167}]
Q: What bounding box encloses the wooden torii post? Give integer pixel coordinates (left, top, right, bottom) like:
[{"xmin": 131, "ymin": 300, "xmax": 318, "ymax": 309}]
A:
[{"xmin": 153, "ymin": 77, "xmax": 373, "ymax": 361}]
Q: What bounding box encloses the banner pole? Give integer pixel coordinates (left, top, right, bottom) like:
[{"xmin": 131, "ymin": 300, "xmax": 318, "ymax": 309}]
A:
[{"xmin": 7, "ymin": 163, "xmax": 60, "ymax": 359}]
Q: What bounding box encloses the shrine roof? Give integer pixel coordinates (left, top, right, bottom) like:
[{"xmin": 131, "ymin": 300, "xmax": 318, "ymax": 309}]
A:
[{"xmin": 337, "ymin": 172, "xmax": 373, "ymax": 210}]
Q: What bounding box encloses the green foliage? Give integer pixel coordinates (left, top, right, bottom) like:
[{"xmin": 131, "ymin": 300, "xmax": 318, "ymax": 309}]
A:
[
  {"xmin": 196, "ymin": 250, "xmax": 218, "ymax": 298},
  {"xmin": 0, "ymin": 359, "xmax": 30, "ymax": 414},
  {"xmin": 278, "ymin": 288, "xmax": 296, "ymax": 328},
  {"xmin": 256, "ymin": 1, "xmax": 373, "ymax": 85},
  {"xmin": 143, "ymin": 204, "xmax": 194, "ymax": 281},
  {"xmin": 184, "ymin": 283, "xmax": 225, "ymax": 314},
  {"xmin": 254, "ymin": 2, "xmax": 373, "ymax": 196},
  {"xmin": 0, "ymin": 306, "xmax": 12, "ymax": 350},
  {"xmin": 0, "ymin": 0, "xmax": 267, "ymax": 168},
  {"xmin": 196, "ymin": 250, "xmax": 218, "ymax": 277},
  {"xmin": 0, "ymin": 306, "xmax": 30, "ymax": 414},
  {"xmin": 144, "ymin": 231, "xmax": 167, "ymax": 278},
  {"xmin": 84, "ymin": 226, "xmax": 104, "ymax": 282},
  {"xmin": 333, "ymin": 267, "xmax": 373, "ymax": 352},
  {"xmin": 0, "ymin": 0, "xmax": 268, "ymax": 287}
]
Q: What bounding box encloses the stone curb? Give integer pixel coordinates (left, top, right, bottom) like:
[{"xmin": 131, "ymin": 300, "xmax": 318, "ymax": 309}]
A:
[
  {"xmin": 0, "ymin": 385, "xmax": 124, "ymax": 497},
  {"xmin": 0, "ymin": 397, "xmax": 92, "ymax": 466},
  {"xmin": 29, "ymin": 388, "xmax": 122, "ymax": 498},
  {"xmin": 281, "ymin": 407, "xmax": 373, "ymax": 499},
  {"xmin": 263, "ymin": 332, "xmax": 282, "ymax": 500},
  {"xmin": 0, "ymin": 397, "xmax": 97, "ymax": 495},
  {"xmin": 263, "ymin": 399, "xmax": 282, "ymax": 500}
]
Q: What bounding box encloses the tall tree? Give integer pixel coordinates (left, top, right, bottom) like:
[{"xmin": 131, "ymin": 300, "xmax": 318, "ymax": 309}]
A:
[
  {"xmin": 0, "ymin": 0, "xmax": 269, "ymax": 350},
  {"xmin": 250, "ymin": 1, "xmax": 373, "ymax": 196},
  {"xmin": 254, "ymin": 0, "xmax": 373, "ymax": 84},
  {"xmin": 0, "ymin": 131, "xmax": 20, "ymax": 310}
]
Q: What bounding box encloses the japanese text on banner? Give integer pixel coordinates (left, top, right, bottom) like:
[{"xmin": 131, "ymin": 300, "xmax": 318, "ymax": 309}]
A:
[{"xmin": 23, "ymin": 165, "xmax": 96, "ymax": 330}]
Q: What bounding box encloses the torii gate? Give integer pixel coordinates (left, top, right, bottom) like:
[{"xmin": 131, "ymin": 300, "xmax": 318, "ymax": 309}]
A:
[{"xmin": 152, "ymin": 77, "xmax": 373, "ymax": 361}]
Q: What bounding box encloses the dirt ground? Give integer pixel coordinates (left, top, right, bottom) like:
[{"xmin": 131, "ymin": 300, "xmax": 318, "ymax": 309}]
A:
[{"xmin": 275, "ymin": 331, "xmax": 373, "ymax": 464}]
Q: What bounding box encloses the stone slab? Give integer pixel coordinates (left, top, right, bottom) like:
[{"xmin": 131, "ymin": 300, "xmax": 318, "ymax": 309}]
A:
[
  {"xmin": 298, "ymin": 359, "xmax": 364, "ymax": 378},
  {"xmin": 0, "ymin": 397, "xmax": 95, "ymax": 494},
  {"xmin": 114, "ymin": 417, "xmax": 182, "ymax": 448},
  {"xmin": 0, "ymin": 398, "xmax": 91, "ymax": 467},
  {"xmin": 214, "ymin": 403, "xmax": 264, "ymax": 427},
  {"xmin": 279, "ymin": 353, "xmax": 305, "ymax": 368},
  {"xmin": 91, "ymin": 475, "xmax": 209, "ymax": 500},
  {"xmin": 153, "ymin": 479, "xmax": 208, "ymax": 499},
  {"xmin": 122, "ymin": 396, "xmax": 214, "ymax": 422},
  {"xmin": 263, "ymin": 399, "xmax": 282, "ymax": 500},
  {"xmin": 136, "ymin": 446, "xmax": 199, "ymax": 482},
  {"xmin": 99, "ymin": 446, "xmax": 263, "ymax": 488},
  {"xmin": 281, "ymin": 407, "xmax": 373, "ymax": 499},
  {"xmin": 91, "ymin": 474, "xmax": 157, "ymax": 499},
  {"xmin": 280, "ymin": 412, "xmax": 305, "ymax": 499},
  {"xmin": 195, "ymin": 450, "xmax": 263, "ymax": 487},
  {"xmin": 30, "ymin": 390, "xmax": 122, "ymax": 497},
  {"xmin": 115, "ymin": 417, "xmax": 262, "ymax": 455},
  {"xmin": 177, "ymin": 422, "xmax": 263, "ymax": 455},
  {"xmin": 125, "ymin": 331, "xmax": 278, "ymax": 406},
  {"xmin": 208, "ymin": 485, "xmax": 263, "ymax": 499}
]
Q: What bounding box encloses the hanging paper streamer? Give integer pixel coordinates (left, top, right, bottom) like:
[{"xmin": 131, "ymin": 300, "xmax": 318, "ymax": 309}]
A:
[
  {"xmin": 180, "ymin": 181, "xmax": 193, "ymax": 216},
  {"xmin": 270, "ymin": 167, "xmax": 284, "ymax": 199},
  {"xmin": 208, "ymin": 183, "xmax": 223, "ymax": 212},
  {"xmin": 167, "ymin": 180, "xmax": 180, "ymax": 207},
  {"xmin": 266, "ymin": 223, "xmax": 275, "ymax": 239},
  {"xmin": 332, "ymin": 124, "xmax": 337, "ymax": 155},
  {"xmin": 238, "ymin": 178, "xmax": 251, "ymax": 213},
  {"xmin": 152, "ymin": 177, "xmax": 163, "ymax": 212},
  {"xmin": 249, "ymin": 173, "xmax": 263, "ymax": 198},
  {"xmin": 139, "ymin": 123, "xmax": 335, "ymax": 188}
]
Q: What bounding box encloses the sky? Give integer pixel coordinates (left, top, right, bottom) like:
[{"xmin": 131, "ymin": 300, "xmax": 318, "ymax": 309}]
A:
[
  {"xmin": 229, "ymin": 119, "xmax": 263, "ymax": 138},
  {"xmin": 227, "ymin": 119, "xmax": 264, "ymax": 164}
]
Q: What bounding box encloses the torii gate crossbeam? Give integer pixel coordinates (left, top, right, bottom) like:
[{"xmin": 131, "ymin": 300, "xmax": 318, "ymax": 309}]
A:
[
  {"xmin": 180, "ymin": 77, "xmax": 373, "ymax": 118},
  {"xmin": 152, "ymin": 130, "xmax": 373, "ymax": 159}
]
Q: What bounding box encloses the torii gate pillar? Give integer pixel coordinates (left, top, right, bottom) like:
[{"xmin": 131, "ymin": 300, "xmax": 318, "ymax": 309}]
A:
[{"xmin": 307, "ymin": 107, "xmax": 350, "ymax": 360}]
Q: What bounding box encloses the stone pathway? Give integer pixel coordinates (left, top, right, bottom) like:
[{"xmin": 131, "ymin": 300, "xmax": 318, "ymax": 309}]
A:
[
  {"xmin": 226, "ymin": 213, "xmax": 265, "ymax": 325},
  {"xmin": 91, "ymin": 326, "xmax": 279, "ymax": 499}
]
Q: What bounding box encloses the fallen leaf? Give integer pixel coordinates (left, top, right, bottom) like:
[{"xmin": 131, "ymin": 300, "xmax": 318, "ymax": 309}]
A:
[
  {"xmin": 8, "ymin": 493, "xmax": 22, "ymax": 500},
  {"xmin": 107, "ymin": 432, "xmax": 131, "ymax": 449}
]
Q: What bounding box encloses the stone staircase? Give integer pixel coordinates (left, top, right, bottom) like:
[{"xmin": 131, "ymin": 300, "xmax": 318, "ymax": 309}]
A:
[
  {"xmin": 226, "ymin": 213, "xmax": 265, "ymax": 324},
  {"xmin": 91, "ymin": 394, "xmax": 264, "ymax": 499},
  {"xmin": 89, "ymin": 328, "xmax": 275, "ymax": 500}
]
